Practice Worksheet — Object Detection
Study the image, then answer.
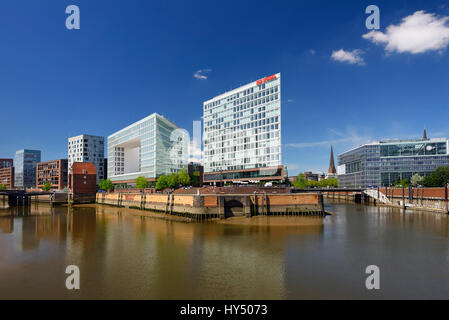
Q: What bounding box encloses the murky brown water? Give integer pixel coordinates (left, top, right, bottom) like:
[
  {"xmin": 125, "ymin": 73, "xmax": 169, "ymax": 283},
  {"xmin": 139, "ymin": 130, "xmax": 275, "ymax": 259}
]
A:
[{"xmin": 1, "ymin": 201, "xmax": 449, "ymax": 299}]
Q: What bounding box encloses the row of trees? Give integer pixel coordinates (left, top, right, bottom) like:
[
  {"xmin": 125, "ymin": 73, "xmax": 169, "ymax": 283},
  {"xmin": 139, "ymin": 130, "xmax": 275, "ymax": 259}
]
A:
[
  {"xmin": 154, "ymin": 168, "xmax": 190, "ymax": 190},
  {"xmin": 97, "ymin": 168, "xmax": 193, "ymax": 191},
  {"xmin": 292, "ymin": 173, "xmax": 338, "ymax": 189},
  {"xmin": 389, "ymin": 166, "xmax": 449, "ymax": 188},
  {"xmin": 421, "ymin": 166, "xmax": 449, "ymax": 187}
]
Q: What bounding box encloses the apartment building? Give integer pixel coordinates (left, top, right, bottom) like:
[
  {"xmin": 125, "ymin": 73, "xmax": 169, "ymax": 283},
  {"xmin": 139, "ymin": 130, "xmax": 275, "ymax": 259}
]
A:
[{"xmin": 36, "ymin": 159, "xmax": 68, "ymax": 190}]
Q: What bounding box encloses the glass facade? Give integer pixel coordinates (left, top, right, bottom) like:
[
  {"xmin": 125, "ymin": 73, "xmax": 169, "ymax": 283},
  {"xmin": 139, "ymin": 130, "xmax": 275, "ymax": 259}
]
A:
[
  {"xmin": 68, "ymin": 134, "xmax": 105, "ymax": 183},
  {"xmin": 338, "ymin": 138, "xmax": 449, "ymax": 188},
  {"xmin": 107, "ymin": 113, "xmax": 188, "ymax": 184},
  {"xmin": 14, "ymin": 149, "xmax": 41, "ymax": 188},
  {"xmin": 204, "ymin": 167, "xmax": 283, "ymax": 181},
  {"xmin": 203, "ymin": 73, "xmax": 282, "ymax": 173}
]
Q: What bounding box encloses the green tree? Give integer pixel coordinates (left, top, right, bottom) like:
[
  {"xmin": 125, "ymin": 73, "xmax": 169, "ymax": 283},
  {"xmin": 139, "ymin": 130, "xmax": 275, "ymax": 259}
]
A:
[
  {"xmin": 0, "ymin": 184, "xmax": 6, "ymax": 190},
  {"xmin": 177, "ymin": 168, "xmax": 190, "ymax": 186},
  {"xmin": 167, "ymin": 173, "xmax": 178, "ymax": 188},
  {"xmin": 307, "ymin": 180, "xmax": 319, "ymax": 188},
  {"xmin": 135, "ymin": 176, "xmax": 150, "ymax": 189},
  {"xmin": 323, "ymin": 178, "xmax": 338, "ymax": 187},
  {"xmin": 394, "ymin": 179, "xmax": 409, "ymax": 188},
  {"xmin": 410, "ymin": 174, "xmax": 424, "ymax": 187},
  {"xmin": 42, "ymin": 182, "xmax": 52, "ymax": 191},
  {"xmin": 98, "ymin": 179, "xmax": 114, "ymax": 191},
  {"xmin": 293, "ymin": 173, "xmax": 308, "ymax": 189},
  {"xmin": 422, "ymin": 165, "xmax": 449, "ymax": 187},
  {"xmin": 155, "ymin": 175, "xmax": 169, "ymax": 190}
]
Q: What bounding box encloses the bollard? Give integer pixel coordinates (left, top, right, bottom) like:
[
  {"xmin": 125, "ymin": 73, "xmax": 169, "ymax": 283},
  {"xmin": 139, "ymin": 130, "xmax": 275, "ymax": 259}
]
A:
[
  {"xmin": 402, "ymin": 185, "xmax": 406, "ymax": 210},
  {"xmin": 445, "ymin": 184, "xmax": 448, "ymax": 214}
]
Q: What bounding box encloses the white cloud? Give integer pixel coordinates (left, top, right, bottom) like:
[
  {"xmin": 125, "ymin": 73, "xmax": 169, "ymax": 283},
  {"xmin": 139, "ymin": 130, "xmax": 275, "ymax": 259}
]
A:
[
  {"xmin": 363, "ymin": 10, "xmax": 449, "ymax": 54},
  {"xmin": 286, "ymin": 128, "xmax": 372, "ymax": 149},
  {"xmin": 193, "ymin": 68, "xmax": 212, "ymax": 80},
  {"xmin": 309, "ymin": 49, "xmax": 316, "ymax": 55},
  {"xmin": 330, "ymin": 49, "xmax": 365, "ymax": 65}
]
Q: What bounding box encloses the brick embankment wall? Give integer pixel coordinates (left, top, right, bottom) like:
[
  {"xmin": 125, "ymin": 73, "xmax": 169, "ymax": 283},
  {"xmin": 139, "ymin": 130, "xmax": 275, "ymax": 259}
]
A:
[
  {"xmin": 30, "ymin": 193, "xmax": 69, "ymax": 204},
  {"xmin": 323, "ymin": 188, "xmax": 449, "ymax": 213},
  {"xmin": 96, "ymin": 192, "xmax": 324, "ymax": 219}
]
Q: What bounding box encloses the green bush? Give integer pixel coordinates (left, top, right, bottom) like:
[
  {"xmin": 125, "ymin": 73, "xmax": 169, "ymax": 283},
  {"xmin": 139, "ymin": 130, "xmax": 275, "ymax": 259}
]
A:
[
  {"xmin": 42, "ymin": 182, "xmax": 52, "ymax": 191},
  {"xmin": 393, "ymin": 179, "xmax": 409, "ymax": 188}
]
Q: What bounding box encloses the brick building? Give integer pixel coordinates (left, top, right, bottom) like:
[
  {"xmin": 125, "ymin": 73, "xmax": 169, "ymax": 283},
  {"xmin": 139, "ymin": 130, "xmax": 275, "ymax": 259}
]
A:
[
  {"xmin": 69, "ymin": 162, "xmax": 97, "ymax": 203},
  {"xmin": 0, "ymin": 159, "xmax": 14, "ymax": 189},
  {"xmin": 36, "ymin": 159, "xmax": 68, "ymax": 190},
  {"xmin": 188, "ymin": 162, "xmax": 204, "ymax": 187}
]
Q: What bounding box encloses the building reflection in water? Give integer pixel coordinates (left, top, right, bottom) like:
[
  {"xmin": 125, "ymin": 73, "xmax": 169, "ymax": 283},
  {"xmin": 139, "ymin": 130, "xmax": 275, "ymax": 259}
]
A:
[
  {"xmin": 4, "ymin": 201, "xmax": 448, "ymax": 299},
  {"xmin": 91, "ymin": 205, "xmax": 324, "ymax": 299}
]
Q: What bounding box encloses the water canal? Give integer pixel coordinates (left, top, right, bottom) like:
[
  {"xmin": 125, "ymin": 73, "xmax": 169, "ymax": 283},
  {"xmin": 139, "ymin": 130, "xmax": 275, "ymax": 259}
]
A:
[{"xmin": 1, "ymin": 201, "xmax": 448, "ymax": 299}]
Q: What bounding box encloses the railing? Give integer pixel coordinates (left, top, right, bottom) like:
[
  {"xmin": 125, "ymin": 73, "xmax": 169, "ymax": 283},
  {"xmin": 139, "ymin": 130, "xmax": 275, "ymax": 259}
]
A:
[{"xmin": 363, "ymin": 189, "xmax": 391, "ymax": 205}]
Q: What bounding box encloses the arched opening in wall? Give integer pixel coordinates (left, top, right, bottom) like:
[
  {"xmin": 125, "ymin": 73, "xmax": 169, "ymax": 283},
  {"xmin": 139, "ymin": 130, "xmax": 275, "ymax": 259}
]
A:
[{"xmin": 224, "ymin": 199, "xmax": 244, "ymax": 218}]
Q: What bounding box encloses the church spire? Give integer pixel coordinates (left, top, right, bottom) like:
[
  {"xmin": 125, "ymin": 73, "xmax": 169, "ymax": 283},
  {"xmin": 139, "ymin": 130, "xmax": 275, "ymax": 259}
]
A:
[
  {"xmin": 423, "ymin": 127, "xmax": 427, "ymax": 140},
  {"xmin": 328, "ymin": 145, "xmax": 336, "ymax": 174}
]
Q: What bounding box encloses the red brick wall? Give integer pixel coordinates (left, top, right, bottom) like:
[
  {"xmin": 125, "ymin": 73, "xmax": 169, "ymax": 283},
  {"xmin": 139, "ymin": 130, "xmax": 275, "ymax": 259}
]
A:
[
  {"xmin": 70, "ymin": 162, "xmax": 97, "ymax": 195},
  {"xmin": 383, "ymin": 187, "xmax": 446, "ymax": 199},
  {"xmin": 0, "ymin": 167, "xmax": 14, "ymax": 189}
]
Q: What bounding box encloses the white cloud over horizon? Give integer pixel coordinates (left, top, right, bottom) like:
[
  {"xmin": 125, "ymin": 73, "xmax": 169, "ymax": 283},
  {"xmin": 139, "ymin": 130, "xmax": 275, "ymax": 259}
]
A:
[
  {"xmin": 330, "ymin": 49, "xmax": 365, "ymax": 65},
  {"xmin": 363, "ymin": 10, "xmax": 449, "ymax": 54},
  {"xmin": 193, "ymin": 68, "xmax": 212, "ymax": 80},
  {"xmin": 286, "ymin": 128, "xmax": 372, "ymax": 149}
]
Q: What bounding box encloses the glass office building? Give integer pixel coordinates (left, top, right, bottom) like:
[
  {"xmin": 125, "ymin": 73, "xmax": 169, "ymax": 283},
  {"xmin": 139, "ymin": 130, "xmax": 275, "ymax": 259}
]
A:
[
  {"xmin": 107, "ymin": 113, "xmax": 188, "ymax": 185},
  {"xmin": 337, "ymin": 138, "xmax": 449, "ymax": 188},
  {"xmin": 14, "ymin": 149, "xmax": 41, "ymax": 189},
  {"xmin": 203, "ymin": 73, "xmax": 283, "ymax": 183}
]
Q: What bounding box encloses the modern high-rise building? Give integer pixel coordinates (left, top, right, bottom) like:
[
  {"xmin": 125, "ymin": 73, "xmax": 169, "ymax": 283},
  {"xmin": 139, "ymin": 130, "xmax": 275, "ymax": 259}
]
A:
[
  {"xmin": 107, "ymin": 113, "xmax": 188, "ymax": 186},
  {"xmin": 338, "ymin": 130, "xmax": 449, "ymax": 188},
  {"xmin": 14, "ymin": 149, "xmax": 41, "ymax": 189},
  {"xmin": 68, "ymin": 134, "xmax": 105, "ymax": 183},
  {"xmin": 202, "ymin": 73, "xmax": 283, "ymax": 184}
]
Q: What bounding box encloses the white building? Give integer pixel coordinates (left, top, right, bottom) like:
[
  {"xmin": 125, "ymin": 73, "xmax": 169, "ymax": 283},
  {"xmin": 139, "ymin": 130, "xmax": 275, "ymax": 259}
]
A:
[
  {"xmin": 68, "ymin": 134, "xmax": 105, "ymax": 183},
  {"xmin": 107, "ymin": 113, "xmax": 188, "ymax": 186},
  {"xmin": 202, "ymin": 73, "xmax": 283, "ymax": 184}
]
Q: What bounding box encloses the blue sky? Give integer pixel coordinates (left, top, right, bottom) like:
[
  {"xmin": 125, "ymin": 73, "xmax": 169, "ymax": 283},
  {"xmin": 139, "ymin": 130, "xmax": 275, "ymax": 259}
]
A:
[{"xmin": 1, "ymin": 0, "xmax": 449, "ymax": 175}]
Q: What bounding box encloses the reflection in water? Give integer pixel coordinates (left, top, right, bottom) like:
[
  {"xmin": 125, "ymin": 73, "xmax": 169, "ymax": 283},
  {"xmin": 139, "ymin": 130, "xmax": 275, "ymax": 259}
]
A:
[{"xmin": 0, "ymin": 201, "xmax": 449, "ymax": 299}]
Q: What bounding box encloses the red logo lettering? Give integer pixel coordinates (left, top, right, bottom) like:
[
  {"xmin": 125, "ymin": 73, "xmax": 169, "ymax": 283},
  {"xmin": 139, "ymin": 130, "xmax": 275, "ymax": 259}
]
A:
[{"xmin": 256, "ymin": 74, "xmax": 277, "ymax": 85}]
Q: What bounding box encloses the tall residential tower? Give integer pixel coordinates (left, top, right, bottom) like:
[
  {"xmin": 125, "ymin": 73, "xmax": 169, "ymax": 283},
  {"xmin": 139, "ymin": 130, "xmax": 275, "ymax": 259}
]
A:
[{"xmin": 68, "ymin": 134, "xmax": 105, "ymax": 183}]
